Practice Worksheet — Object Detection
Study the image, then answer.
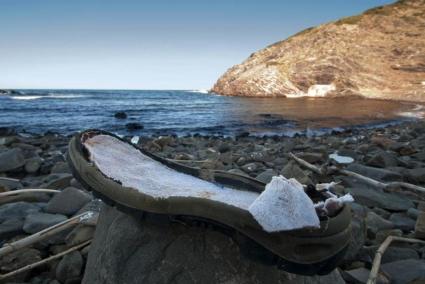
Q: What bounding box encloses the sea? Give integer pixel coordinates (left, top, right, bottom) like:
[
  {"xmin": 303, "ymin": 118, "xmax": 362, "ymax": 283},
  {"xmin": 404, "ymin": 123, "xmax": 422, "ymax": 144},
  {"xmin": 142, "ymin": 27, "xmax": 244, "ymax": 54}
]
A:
[{"xmin": 0, "ymin": 89, "xmax": 424, "ymax": 137}]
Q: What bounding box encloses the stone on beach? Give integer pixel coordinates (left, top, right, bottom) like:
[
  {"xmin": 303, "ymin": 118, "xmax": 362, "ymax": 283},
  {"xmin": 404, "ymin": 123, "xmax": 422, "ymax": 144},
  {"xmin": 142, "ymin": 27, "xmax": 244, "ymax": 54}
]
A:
[
  {"xmin": 0, "ymin": 202, "xmax": 42, "ymax": 222},
  {"xmin": 45, "ymin": 187, "xmax": 92, "ymax": 216},
  {"xmin": 83, "ymin": 204, "xmax": 345, "ymax": 284},
  {"xmin": 0, "ymin": 217, "xmax": 25, "ymax": 241},
  {"xmin": 415, "ymin": 212, "xmax": 425, "ymax": 239},
  {"xmin": 0, "ymin": 148, "xmax": 25, "ymax": 172},
  {"xmin": 23, "ymin": 212, "xmax": 68, "ymax": 234},
  {"xmin": 346, "ymin": 164, "xmax": 402, "ymax": 182},
  {"xmin": 405, "ymin": 168, "xmax": 425, "ymax": 184},
  {"xmin": 346, "ymin": 184, "xmax": 413, "ymax": 211},
  {"xmin": 56, "ymin": 251, "xmax": 84, "ymax": 283},
  {"xmin": 389, "ymin": 213, "xmax": 416, "ymax": 232},
  {"xmin": 0, "ymin": 178, "xmax": 22, "ymax": 191},
  {"xmin": 366, "ymin": 151, "xmax": 399, "ymax": 168},
  {"xmin": 42, "ymin": 173, "xmax": 73, "ymax": 189},
  {"xmin": 381, "ymin": 259, "xmax": 425, "ymax": 284},
  {"xmin": 256, "ymin": 169, "xmax": 277, "ymax": 183},
  {"xmin": 281, "ymin": 161, "xmax": 312, "ymax": 184},
  {"xmin": 24, "ymin": 156, "xmax": 43, "ymax": 174},
  {"xmin": 366, "ymin": 212, "xmax": 394, "ymax": 236}
]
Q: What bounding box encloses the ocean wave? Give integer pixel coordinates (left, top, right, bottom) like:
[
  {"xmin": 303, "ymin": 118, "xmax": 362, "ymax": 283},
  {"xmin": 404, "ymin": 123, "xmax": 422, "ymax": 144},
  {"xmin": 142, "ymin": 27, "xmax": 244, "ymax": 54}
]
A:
[
  {"xmin": 10, "ymin": 96, "xmax": 43, "ymax": 100},
  {"xmin": 9, "ymin": 94, "xmax": 85, "ymax": 100},
  {"xmin": 188, "ymin": 89, "xmax": 209, "ymax": 94},
  {"xmin": 47, "ymin": 94, "xmax": 85, "ymax": 99}
]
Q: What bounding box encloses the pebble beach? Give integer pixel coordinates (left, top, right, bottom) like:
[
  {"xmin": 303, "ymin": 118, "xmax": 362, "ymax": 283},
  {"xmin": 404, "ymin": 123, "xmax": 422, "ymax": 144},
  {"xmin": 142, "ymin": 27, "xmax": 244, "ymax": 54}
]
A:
[{"xmin": 1, "ymin": 120, "xmax": 425, "ymax": 282}]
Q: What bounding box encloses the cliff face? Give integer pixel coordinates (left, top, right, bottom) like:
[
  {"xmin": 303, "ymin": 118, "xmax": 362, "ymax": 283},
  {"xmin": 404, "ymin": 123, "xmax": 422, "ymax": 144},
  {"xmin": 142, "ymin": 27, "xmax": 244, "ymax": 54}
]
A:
[{"xmin": 212, "ymin": 0, "xmax": 425, "ymax": 102}]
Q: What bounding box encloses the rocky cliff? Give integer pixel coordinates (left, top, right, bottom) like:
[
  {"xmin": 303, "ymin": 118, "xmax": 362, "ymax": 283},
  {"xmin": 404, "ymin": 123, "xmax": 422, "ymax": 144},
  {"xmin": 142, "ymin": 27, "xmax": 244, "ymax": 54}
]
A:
[{"xmin": 212, "ymin": 0, "xmax": 425, "ymax": 102}]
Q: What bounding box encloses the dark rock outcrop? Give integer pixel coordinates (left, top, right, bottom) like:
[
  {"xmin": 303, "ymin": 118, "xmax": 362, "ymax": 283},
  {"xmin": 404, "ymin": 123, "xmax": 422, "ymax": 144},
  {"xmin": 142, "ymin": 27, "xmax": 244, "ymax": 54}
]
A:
[
  {"xmin": 83, "ymin": 204, "xmax": 345, "ymax": 284},
  {"xmin": 212, "ymin": 0, "xmax": 425, "ymax": 102}
]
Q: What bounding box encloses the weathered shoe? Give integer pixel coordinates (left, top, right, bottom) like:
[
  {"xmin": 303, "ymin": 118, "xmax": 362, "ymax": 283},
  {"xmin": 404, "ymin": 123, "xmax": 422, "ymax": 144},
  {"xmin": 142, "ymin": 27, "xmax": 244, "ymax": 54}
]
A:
[{"xmin": 67, "ymin": 129, "xmax": 351, "ymax": 275}]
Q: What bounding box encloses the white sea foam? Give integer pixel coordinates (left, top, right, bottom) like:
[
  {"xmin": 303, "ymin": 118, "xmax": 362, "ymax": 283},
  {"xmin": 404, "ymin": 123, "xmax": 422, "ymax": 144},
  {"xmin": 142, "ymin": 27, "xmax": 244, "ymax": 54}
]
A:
[
  {"xmin": 9, "ymin": 94, "xmax": 84, "ymax": 101},
  {"xmin": 10, "ymin": 96, "xmax": 43, "ymax": 100},
  {"xmin": 48, "ymin": 94, "xmax": 84, "ymax": 99},
  {"xmin": 188, "ymin": 89, "xmax": 209, "ymax": 94}
]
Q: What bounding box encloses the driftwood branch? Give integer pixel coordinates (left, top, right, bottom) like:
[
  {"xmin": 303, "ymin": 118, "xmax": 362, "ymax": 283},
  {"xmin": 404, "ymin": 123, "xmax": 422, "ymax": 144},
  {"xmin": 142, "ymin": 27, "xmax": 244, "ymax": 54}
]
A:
[
  {"xmin": 289, "ymin": 153, "xmax": 425, "ymax": 194},
  {"xmin": 367, "ymin": 236, "xmax": 425, "ymax": 284},
  {"xmin": 0, "ymin": 211, "xmax": 98, "ymax": 258},
  {"xmin": 0, "ymin": 177, "xmax": 20, "ymax": 183},
  {"xmin": 0, "ymin": 239, "xmax": 92, "ymax": 281},
  {"xmin": 0, "ymin": 189, "xmax": 60, "ymax": 205},
  {"xmin": 0, "ymin": 189, "xmax": 60, "ymax": 197},
  {"xmin": 288, "ymin": 152, "xmax": 324, "ymax": 175}
]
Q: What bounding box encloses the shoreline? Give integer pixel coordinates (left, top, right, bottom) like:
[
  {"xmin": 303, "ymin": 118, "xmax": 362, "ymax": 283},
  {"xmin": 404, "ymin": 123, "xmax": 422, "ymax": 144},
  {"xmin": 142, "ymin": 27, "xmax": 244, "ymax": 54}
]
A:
[
  {"xmin": 2, "ymin": 116, "xmax": 422, "ymax": 140},
  {"xmin": 1, "ymin": 120, "xmax": 425, "ymax": 282}
]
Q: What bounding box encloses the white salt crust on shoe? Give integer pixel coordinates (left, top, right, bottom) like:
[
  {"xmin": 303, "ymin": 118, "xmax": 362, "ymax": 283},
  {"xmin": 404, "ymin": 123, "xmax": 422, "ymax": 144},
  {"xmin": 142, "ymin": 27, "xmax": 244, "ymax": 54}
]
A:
[
  {"xmin": 84, "ymin": 134, "xmax": 320, "ymax": 232},
  {"xmin": 248, "ymin": 176, "xmax": 320, "ymax": 232}
]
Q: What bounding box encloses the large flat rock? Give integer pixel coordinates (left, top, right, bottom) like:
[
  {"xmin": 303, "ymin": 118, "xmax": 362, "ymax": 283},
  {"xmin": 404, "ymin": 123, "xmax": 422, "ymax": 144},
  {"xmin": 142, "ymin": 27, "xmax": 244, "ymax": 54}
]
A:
[{"xmin": 83, "ymin": 204, "xmax": 344, "ymax": 284}]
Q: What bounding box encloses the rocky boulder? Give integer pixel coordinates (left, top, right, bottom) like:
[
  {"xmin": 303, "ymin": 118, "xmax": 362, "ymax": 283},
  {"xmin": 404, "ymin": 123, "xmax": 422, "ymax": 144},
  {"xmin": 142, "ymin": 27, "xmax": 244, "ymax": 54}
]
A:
[
  {"xmin": 83, "ymin": 204, "xmax": 345, "ymax": 284},
  {"xmin": 211, "ymin": 0, "xmax": 425, "ymax": 102},
  {"xmin": 0, "ymin": 148, "xmax": 25, "ymax": 172}
]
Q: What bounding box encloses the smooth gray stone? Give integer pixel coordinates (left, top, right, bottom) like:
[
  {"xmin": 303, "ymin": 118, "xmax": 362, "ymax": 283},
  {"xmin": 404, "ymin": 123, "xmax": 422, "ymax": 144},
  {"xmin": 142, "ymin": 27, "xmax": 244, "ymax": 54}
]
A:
[
  {"xmin": 381, "ymin": 259, "xmax": 425, "ymax": 284},
  {"xmin": 56, "ymin": 251, "xmax": 84, "ymax": 283},
  {"xmin": 0, "ymin": 202, "xmax": 41, "ymax": 223},
  {"xmin": 83, "ymin": 204, "xmax": 345, "ymax": 284},
  {"xmin": 346, "ymin": 164, "xmax": 402, "ymax": 182},
  {"xmin": 45, "ymin": 187, "xmax": 92, "ymax": 216},
  {"xmin": 256, "ymin": 169, "xmax": 277, "ymax": 183},
  {"xmin": 23, "ymin": 212, "xmax": 67, "ymax": 234},
  {"xmin": 348, "ymin": 186, "xmax": 413, "ymax": 211},
  {"xmin": 0, "ymin": 217, "xmax": 24, "ymax": 241},
  {"xmin": 0, "ymin": 148, "xmax": 25, "ymax": 172},
  {"xmin": 389, "ymin": 213, "xmax": 416, "ymax": 232}
]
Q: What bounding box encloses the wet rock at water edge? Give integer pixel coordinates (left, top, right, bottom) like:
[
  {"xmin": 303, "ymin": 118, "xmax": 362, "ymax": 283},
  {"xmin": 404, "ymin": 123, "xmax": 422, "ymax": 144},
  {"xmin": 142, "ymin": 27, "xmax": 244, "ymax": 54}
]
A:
[
  {"xmin": 125, "ymin": 122, "xmax": 144, "ymax": 131},
  {"xmin": 114, "ymin": 111, "xmax": 128, "ymax": 119}
]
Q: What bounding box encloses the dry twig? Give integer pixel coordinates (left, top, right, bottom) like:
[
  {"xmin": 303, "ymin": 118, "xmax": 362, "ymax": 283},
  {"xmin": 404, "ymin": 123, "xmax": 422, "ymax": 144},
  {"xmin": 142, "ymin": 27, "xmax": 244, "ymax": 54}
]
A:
[
  {"xmin": 0, "ymin": 239, "xmax": 92, "ymax": 281},
  {"xmin": 289, "ymin": 153, "xmax": 425, "ymax": 194},
  {"xmin": 0, "ymin": 189, "xmax": 60, "ymax": 205},
  {"xmin": 0, "ymin": 211, "xmax": 97, "ymax": 258},
  {"xmin": 367, "ymin": 236, "xmax": 425, "ymax": 284},
  {"xmin": 288, "ymin": 152, "xmax": 324, "ymax": 175}
]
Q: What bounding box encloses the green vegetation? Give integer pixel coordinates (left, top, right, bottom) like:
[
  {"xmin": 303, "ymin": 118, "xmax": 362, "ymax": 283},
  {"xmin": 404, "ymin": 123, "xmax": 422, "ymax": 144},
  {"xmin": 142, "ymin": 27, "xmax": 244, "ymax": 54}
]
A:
[
  {"xmin": 364, "ymin": 5, "xmax": 392, "ymax": 16},
  {"xmin": 334, "ymin": 15, "xmax": 363, "ymax": 26}
]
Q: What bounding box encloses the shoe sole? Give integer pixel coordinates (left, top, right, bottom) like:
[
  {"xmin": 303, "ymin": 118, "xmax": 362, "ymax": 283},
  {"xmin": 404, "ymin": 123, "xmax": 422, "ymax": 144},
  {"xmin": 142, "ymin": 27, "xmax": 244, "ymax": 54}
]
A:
[{"xmin": 67, "ymin": 129, "xmax": 351, "ymax": 276}]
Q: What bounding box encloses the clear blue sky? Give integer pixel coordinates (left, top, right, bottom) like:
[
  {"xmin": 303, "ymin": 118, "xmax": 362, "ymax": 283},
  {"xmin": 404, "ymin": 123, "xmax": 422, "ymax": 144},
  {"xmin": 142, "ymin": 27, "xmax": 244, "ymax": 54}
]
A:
[{"xmin": 0, "ymin": 0, "xmax": 394, "ymax": 90}]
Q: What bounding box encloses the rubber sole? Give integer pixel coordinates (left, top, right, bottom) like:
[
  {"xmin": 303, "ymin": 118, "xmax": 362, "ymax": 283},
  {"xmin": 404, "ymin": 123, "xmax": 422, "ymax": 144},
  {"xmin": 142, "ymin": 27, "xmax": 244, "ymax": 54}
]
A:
[{"xmin": 68, "ymin": 144, "xmax": 348, "ymax": 276}]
